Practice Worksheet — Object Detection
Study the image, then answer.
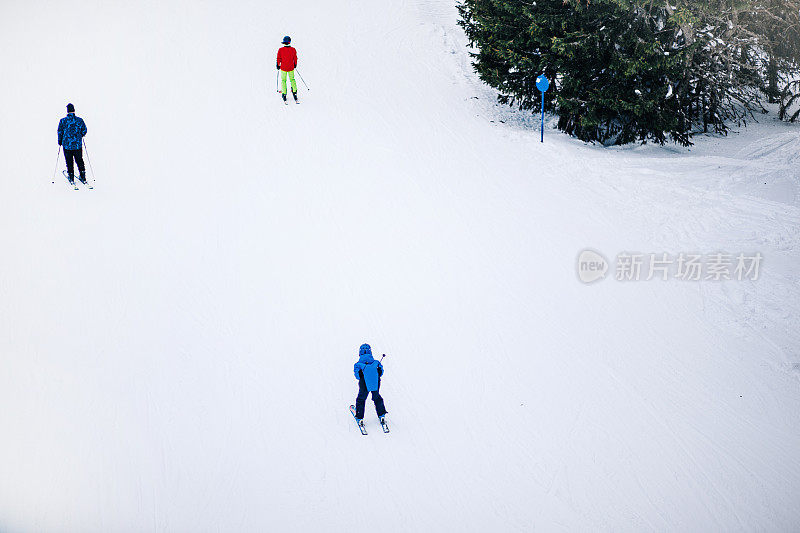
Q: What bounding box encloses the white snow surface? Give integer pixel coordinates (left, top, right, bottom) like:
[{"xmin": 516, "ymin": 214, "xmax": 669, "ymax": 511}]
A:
[{"xmin": 1, "ymin": 1, "xmax": 800, "ymax": 531}]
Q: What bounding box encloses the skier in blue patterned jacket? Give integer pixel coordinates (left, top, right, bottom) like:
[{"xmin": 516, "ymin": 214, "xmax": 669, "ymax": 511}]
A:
[
  {"xmin": 57, "ymin": 103, "xmax": 88, "ymax": 185},
  {"xmin": 353, "ymin": 343, "xmax": 387, "ymax": 421}
]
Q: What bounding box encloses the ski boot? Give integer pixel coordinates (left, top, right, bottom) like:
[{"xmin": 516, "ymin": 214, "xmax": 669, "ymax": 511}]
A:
[
  {"xmin": 79, "ymin": 171, "xmax": 93, "ymax": 189},
  {"xmin": 281, "ymin": 93, "xmax": 287, "ymax": 102},
  {"xmin": 66, "ymin": 173, "xmax": 75, "ymax": 186},
  {"xmin": 292, "ymin": 90, "xmax": 298, "ymax": 103}
]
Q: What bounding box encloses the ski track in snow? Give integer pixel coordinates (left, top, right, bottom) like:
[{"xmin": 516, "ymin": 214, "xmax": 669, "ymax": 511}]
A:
[{"xmin": 1, "ymin": 0, "xmax": 799, "ymax": 531}]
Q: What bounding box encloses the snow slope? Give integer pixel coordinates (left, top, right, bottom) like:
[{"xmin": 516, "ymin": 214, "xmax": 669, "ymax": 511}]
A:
[{"xmin": 1, "ymin": 0, "xmax": 799, "ymax": 531}]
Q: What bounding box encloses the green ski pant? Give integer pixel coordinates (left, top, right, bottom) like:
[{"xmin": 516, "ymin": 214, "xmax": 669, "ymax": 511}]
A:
[{"xmin": 281, "ymin": 70, "xmax": 297, "ymax": 95}]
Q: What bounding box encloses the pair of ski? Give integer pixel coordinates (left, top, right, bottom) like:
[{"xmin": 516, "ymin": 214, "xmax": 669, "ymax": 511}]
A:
[
  {"xmin": 63, "ymin": 170, "xmax": 93, "ymax": 190},
  {"xmin": 278, "ymin": 91, "xmax": 300, "ymax": 105},
  {"xmin": 350, "ymin": 405, "xmax": 389, "ymax": 435}
]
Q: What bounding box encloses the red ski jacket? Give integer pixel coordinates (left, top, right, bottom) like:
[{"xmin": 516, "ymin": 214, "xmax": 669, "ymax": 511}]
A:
[{"xmin": 277, "ymin": 46, "xmax": 298, "ymax": 72}]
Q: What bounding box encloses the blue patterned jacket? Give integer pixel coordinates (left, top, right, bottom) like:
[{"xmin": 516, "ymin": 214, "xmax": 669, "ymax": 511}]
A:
[{"xmin": 57, "ymin": 113, "xmax": 87, "ymax": 150}]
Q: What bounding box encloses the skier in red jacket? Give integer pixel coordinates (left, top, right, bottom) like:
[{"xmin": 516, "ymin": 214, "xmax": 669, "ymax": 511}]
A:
[{"xmin": 277, "ymin": 36, "xmax": 298, "ymax": 103}]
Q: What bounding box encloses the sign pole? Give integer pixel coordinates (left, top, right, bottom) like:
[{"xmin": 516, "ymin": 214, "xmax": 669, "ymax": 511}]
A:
[{"xmin": 541, "ymin": 92, "xmax": 544, "ymax": 143}]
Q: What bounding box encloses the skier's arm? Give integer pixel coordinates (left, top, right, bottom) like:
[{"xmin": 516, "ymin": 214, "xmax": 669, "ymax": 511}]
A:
[
  {"xmin": 294, "ymin": 50, "xmax": 298, "ymax": 69},
  {"xmin": 57, "ymin": 119, "xmax": 64, "ymax": 145},
  {"xmin": 276, "ymin": 50, "xmax": 281, "ymax": 70},
  {"xmin": 80, "ymin": 119, "xmax": 87, "ymax": 138},
  {"xmin": 377, "ymin": 361, "xmax": 384, "ymax": 377}
]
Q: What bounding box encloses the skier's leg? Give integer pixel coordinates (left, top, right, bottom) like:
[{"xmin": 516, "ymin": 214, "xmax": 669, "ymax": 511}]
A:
[
  {"xmin": 64, "ymin": 149, "xmax": 75, "ymax": 177},
  {"xmin": 75, "ymin": 148, "xmax": 86, "ymax": 182},
  {"xmin": 355, "ymin": 378, "xmax": 369, "ymax": 419},
  {"xmin": 371, "ymin": 381, "xmax": 387, "ymax": 417},
  {"xmin": 288, "ymin": 70, "xmax": 297, "ymax": 93},
  {"xmin": 281, "ymin": 70, "xmax": 288, "ymax": 95}
]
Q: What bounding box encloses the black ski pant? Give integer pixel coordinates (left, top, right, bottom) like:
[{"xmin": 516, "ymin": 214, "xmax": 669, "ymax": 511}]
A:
[
  {"xmin": 64, "ymin": 148, "xmax": 86, "ymax": 179},
  {"xmin": 355, "ymin": 377, "xmax": 387, "ymax": 419}
]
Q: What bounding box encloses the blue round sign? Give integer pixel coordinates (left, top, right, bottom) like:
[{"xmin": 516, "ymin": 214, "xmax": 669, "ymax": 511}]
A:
[{"xmin": 536, "ymin": 75, "xmax": 550, "ymax": 93}]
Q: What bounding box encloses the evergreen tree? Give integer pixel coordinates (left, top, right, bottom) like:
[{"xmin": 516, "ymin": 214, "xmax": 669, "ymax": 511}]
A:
[
  {"xmin": 745, "ymin": 0, "xmax": 800, "ymax": 120},
  {"xmin": 458, "ymin": 0, "xmax": 690, "ymax": 145}
]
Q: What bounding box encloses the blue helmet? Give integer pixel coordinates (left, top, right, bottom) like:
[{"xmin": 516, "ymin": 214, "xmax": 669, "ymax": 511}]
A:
[
  {"xmin": 359, "ymin": 344, "xmax": 372, "ymax": 357},
  {"xmin": 282, "ymin": 35, "xmax": 291, "ymax": 45}
]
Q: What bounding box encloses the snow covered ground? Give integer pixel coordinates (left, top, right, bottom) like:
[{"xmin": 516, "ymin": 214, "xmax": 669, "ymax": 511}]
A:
[{"xmin": 1, "ymin": 0, "xmax": 799, "ymax": 531}]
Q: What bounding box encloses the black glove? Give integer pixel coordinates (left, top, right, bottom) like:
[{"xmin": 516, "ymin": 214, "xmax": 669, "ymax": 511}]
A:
[{"xmin": 276, "ymin": 64, "xmax": 280, "ymax": 70}]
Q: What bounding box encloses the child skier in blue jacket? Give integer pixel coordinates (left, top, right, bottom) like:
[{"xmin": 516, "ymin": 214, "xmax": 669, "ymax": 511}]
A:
[{"xmin": 353, "ymin": 344, "xmax": 387, "ymax": 422}]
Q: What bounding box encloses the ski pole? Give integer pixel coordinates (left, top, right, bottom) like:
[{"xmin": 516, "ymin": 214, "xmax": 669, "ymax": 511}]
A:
[
  {"xmin": 276, "ymin": 69, "xmax": 280, "ymax": 93},
  {"xmin": 51, "ymin": 146, "xmax": 61, "ymax": 184},
  {"xmin": 296, "ymin": 69, "xmax": 310, "ymax": 91},
  {"xmin": 83, "ymin": 139, "xmax": 96, "ymax": 183},
  {"xmin": 380, "ymin": 354, "xmax": 386, "ymax": 362}
]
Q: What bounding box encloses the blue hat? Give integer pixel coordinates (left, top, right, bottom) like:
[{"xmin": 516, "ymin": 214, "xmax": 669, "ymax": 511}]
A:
[
  {"xmin": 66, "ymin": 103, "xmax": 75, "ymax": 112},
  {"xmin": 359, "ymin": 344, "xmax": 372, "ymax": 356},
  {"xmin": 282, "ymin": 35, "xmax": 291, "ymax": 44}
]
